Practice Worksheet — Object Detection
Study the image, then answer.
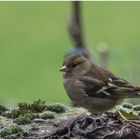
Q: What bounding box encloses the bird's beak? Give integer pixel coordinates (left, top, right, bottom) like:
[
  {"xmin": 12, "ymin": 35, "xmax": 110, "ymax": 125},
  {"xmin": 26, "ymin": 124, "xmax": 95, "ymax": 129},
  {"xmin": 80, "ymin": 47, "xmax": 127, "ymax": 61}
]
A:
[{"xmin": 60, "ymin": 65, "xmax": 68, "ymax": 72}]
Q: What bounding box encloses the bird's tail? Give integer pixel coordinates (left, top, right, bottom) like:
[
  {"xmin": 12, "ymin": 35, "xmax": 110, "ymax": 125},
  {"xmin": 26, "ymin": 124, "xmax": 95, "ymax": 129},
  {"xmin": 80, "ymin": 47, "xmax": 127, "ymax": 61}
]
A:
[
  {"xmin": 112, "ymin": 86, "xmax": 140, "ymax": 98},
  {"xmin": 126, "ymin": 86, "xmax": 140, "ymax": 98},
  {"xmin": 133, "ymin": 87, "xmax": 140, "ymax": 97}
]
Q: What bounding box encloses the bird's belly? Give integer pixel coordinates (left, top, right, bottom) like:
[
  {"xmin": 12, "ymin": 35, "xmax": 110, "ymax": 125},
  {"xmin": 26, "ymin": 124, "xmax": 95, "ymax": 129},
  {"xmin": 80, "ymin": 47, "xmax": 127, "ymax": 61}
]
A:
[
  {"xmin": 64, "ymin": 79, "xmax": 121, "ymax": 113},
  {"xmin": 79, "ymin": 97, "xmax": 121, "ymax": 113},
  {"xmin": 75, "ymin": 95, "xmax": 121, "ymax": 113}
]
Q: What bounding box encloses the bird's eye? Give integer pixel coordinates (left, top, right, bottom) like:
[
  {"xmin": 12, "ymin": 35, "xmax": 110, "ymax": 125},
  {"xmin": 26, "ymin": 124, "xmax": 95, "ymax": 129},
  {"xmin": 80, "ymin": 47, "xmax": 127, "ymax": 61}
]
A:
[{"xmin": 71, "ymin": 63, "xmax": 78, "ymax": 68}]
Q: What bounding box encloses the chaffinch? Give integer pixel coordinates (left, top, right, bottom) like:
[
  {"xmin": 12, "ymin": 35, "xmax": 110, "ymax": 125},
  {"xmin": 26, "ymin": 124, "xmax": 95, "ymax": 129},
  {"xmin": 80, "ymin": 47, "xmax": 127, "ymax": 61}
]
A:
[{"xmin": 60, "ymin": 54, "xmax": 140, "ymax": 113}]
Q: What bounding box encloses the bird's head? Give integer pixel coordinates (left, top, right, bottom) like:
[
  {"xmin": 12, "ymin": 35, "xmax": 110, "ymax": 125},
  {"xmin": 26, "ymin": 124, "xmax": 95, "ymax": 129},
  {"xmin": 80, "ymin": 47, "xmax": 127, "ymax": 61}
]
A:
[{"xmin": 60, "ymin": 54, "xmax": 92, "ymax": 77}]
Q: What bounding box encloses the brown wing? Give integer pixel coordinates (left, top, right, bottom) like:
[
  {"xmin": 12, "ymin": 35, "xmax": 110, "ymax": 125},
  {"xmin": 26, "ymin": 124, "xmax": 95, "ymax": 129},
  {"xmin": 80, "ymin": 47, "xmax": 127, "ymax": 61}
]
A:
[
  {"xmin": 79, "ymin": 75, "xmax": 140, "ymax": 98},
  {"xmin": 82, "ymin": 63, "xmax": 140, "ymax": 98},
  {"xmin": 79, "ymin": 77, "xmax": 115, "ymax": 98},
  {"xmin": 106, "ymin": 75, "xmax": 140, "ymax": 98}
]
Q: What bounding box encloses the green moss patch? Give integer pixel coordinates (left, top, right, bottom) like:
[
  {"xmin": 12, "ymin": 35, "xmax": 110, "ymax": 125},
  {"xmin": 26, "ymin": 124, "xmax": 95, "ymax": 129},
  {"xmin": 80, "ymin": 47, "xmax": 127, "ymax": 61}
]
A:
[
  {"xmin": 40, "ymin": 112, "xmax": 55, "ymax": 119},
  {"xmin": 0, "ymin": 126, "xmax": 24, "ymax": 138},
  {"xmin": 46, "ymin": 103, "xmax": 66, "ymax": 113},
  {"xmin": 15, "ymin": 113, "xmax": 39, "ymax": 125},
  {"xmin": 5, "ymin": 99, "xmax": 46, "ymax": 119},
  {"xmin": 18, "ymin": 99, "xmax": 46, "ymax": 113}
]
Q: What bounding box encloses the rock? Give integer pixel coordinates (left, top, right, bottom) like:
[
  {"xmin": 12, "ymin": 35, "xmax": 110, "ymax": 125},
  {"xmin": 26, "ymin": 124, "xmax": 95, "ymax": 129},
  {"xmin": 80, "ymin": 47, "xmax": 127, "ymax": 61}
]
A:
[{"xmin": 32, "ymin": 119, "xmax": 46, "ymax": 123}]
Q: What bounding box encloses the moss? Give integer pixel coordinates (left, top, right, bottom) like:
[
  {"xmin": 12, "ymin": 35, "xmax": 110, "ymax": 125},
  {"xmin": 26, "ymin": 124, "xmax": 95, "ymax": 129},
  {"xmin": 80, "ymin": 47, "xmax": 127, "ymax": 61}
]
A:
[
  {"xmin": 29, "ymin": 99, "xmax": 46, "ymax": 113},
  {"xmin": 46, "ymin": 103, "xmax": 66, "ymax": 113},
  {"xmin": 5, "ymin": 109, "xmax": 32, "ymax": 119},
  {"xmin": 40, "ymin": 112, "xmax": 55, "ymax": 119},
  {"xmin": 5, "ymin": 99, "xmax": 46, "ymax": 119},
  {"xmin": 18, "ymin": 99, "xmax": 46, "ymax": 113},
  {"xmin": 15, "ymin": 113, "xmax": 39, "ymax": 125},
  {"xmin": 122, "ymin": 103, "xmax": 133, "ymax": 109},
  {"xmin": 18, "ymin": 102, "xmax": 30, "ymax": 110},
  {"xmin": 0, "ymin": 126, "xmax": 24, "ymax": 137},
  {"xmin": 133, "ymin": 105, "xmax": 140, "ymax": 111}
]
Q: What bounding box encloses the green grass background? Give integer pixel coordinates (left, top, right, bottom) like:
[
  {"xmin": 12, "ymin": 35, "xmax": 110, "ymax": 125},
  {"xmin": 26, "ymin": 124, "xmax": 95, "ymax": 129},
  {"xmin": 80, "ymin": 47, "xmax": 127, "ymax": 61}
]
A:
[{"xmin": 0, "ymin": 2, "xmax": 140, "ymax": 106}]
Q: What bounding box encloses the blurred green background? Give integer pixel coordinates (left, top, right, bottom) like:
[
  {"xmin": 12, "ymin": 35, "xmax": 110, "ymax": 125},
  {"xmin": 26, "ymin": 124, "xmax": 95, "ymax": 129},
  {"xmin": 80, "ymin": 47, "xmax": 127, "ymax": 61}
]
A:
[{"xmin": 0, "ymin": 2, "xmax": 140, "ymax": 106}]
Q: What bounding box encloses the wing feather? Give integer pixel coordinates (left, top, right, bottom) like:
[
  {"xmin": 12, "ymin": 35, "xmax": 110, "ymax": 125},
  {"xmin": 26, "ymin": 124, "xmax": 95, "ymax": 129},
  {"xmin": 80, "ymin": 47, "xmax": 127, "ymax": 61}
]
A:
[{"xmin": 79, "ymin": 75, "xmax": 140, "ymax": 98}]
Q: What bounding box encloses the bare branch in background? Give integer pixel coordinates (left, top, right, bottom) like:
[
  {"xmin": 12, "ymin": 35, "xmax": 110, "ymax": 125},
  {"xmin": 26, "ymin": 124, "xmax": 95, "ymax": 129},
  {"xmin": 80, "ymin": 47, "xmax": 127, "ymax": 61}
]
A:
[{"xmin": 68, "ymin": 1, "xmax": 91, "ymax": 59}]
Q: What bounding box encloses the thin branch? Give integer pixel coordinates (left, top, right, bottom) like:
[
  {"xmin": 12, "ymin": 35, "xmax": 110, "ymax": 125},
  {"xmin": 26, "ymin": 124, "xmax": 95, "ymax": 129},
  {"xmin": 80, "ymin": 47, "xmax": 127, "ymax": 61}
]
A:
[
  {"xmin": 74, "ymin": 1, "xmax": 81, "ymax": 30},
  {"xmin": 68, "ymin": 1, "xmax": 91, "ymax": 59}
]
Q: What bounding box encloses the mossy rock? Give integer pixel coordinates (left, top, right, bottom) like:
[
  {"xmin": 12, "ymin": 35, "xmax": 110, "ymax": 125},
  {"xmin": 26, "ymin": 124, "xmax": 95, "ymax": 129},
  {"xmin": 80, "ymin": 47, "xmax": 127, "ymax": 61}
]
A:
[
  {"xmin": 46, "ymin": 103, "xmax": 66, "ymax": 113},
  {"xmin": 122, "ymin": 103, "xmax": 133, "ymax": 109},
  {"xmin": 133, "ymin": 105, "xmax": 140, "ymax": 111},
  {"xmin": 40, "ymin": 112, "xmax": 55, "ymax": 119},
  {"xmin": 0, "ymin": 101, "xmax": 140, "ymax": 139}
]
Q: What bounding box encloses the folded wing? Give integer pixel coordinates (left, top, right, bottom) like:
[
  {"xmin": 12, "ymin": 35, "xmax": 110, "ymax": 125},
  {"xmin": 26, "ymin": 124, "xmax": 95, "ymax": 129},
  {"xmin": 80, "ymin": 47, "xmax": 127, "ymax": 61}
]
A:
[{"xmin": 79, "ymin": 75, "xmax": 140, "ymax": 99}]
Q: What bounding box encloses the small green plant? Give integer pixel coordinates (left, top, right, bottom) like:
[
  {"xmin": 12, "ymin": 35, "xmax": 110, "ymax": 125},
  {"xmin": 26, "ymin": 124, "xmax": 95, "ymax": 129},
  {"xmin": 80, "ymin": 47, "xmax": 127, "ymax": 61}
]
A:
[
  {"xmin": 18, "ymin": 102, "xmax": 30, "ymax": 110},
  {"xmin": 46, "ymin": 103, "xmax": 66, "ymax": 113},
  {"xmin": 29, "ymin": 99, "xmax": 46, "ymax": 112},
  {"xmin": 5, "ymin": 99, "xmax": 46, "ymax": 119},
  {"xmin": 5, "ymin": 109, "xmax": 32, "ymax": 119},
  {"xmin": 40, "ymin": 112, "xmax": 55, "ymax": 119},
  {"xmin": 15, "ymin": 113, "xmax": 39, "ymax": 125},
  {"xmin": 18, "ymin": 99, "xmax": 46, "ymax": 113},
  {"xmin": 0, "ymin": 126, "xmax": 24, "ymax": 137}
]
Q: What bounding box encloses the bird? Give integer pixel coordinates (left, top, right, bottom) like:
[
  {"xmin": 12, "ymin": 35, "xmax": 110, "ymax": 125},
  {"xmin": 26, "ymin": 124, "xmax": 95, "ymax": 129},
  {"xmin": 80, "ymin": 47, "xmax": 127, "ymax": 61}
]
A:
[{"xmin": 60, "ymin": 54, "xmax": 140, "ymax": 113}]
